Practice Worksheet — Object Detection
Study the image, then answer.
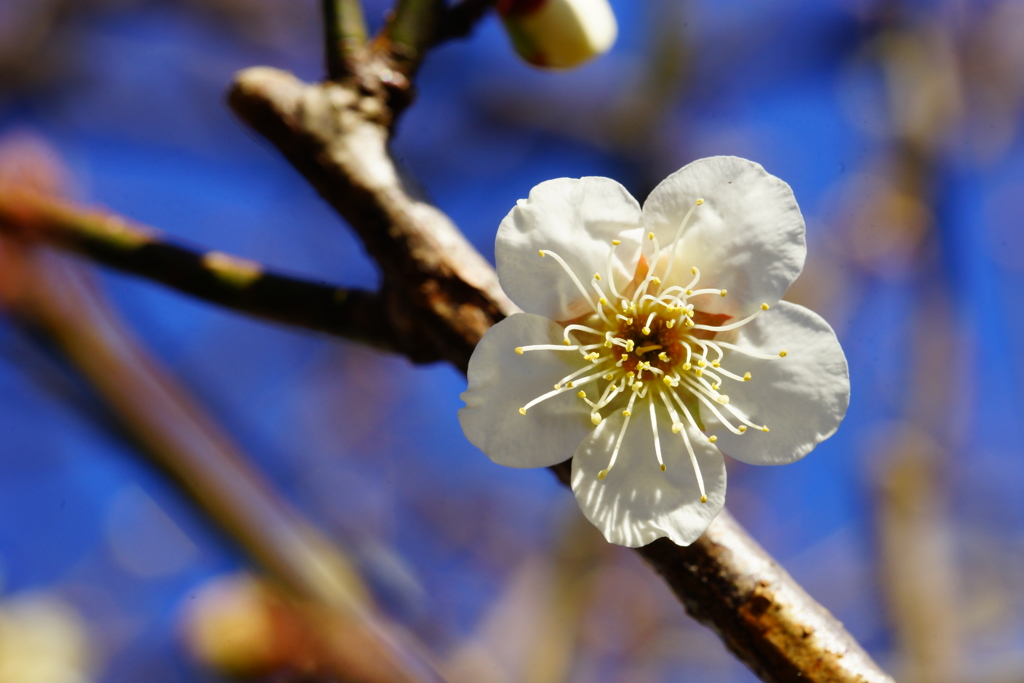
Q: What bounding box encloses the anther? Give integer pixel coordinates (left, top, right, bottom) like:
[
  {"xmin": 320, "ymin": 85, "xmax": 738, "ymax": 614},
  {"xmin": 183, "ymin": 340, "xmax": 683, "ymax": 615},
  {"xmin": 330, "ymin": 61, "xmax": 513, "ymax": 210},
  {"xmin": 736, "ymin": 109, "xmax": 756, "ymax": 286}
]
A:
[
  {"xmin": 648, "ymin": 232, "xmax": 655, "ymax": 240},
  {"xmin": 666, "ymin": 320, "xmax": 676, "ymax": 329},
  {"xmin": 621, "ymin": 354, "xmax": 628, "ymax": 361},
  {"xmin": 716, "ymin": 395, "xmax": 730, "ymax": 404},
  {"xmin": 538, "ymin": 250, "xmax": 545, "ymax": 257},
  {"xmin": 594, "ymin": 273, "xmax": 601, "ymax": 281},
  {"xmin": 652, "ymin": 277, "xmax": 661, "ymax": 285},
  {"xmin": 642, "ymin": 327, "xmax": 651, "ymax": 335},
  {"xmin": 779, "ymin": 350, "xmax": 788, "ymax": 357},
  {"xmin": 612, "ymin": 240, "xmax": 621, "ymax": 246},
  {"xmin": 578, "ymin": 390, "xmax": 587, "ymax": 398},
  {"xmin": 696, "ymin": 198, "xmax": 704, "ymax": 205},
  {"xmin": 622, "ymin": 410, "xmax": 631, "ymax": 417},
  {"xmin": 691, "ymin": 266, "xmax": 697, "ymax": 274},
  {"xmin": 761, "ymin": 303, "xmax": 770, "ymax": 310},
  {"xmin": 671, "ymin": 423, "xmax": 683, "ymax": 434},
  {"xmin": 711, "ymin": 382, "xmax": 720, "ymax": 390},
  {"xmin": 604, "ymin": 373, "xmax": 615, "ymax": 380},
  {"xmin": 712, "ymin": 362, "xmax": 720, "ymax": 368},
  {"xmin": 686, "ymin": 289, "xmax": 693, "ymax": 295},
  {"xmin": 685, "ymin": 318, "xmax": 695, "ymax": 327},
  {"xmin": 683, "ymin": 363, "xmax": 692, "ymax": 370},
  {"xmin": 743, "ymin": 372, "xmax": 752, "ymax": 381},
  {"xmin": 762, "ymin": 426, "xmax": 770, "ymax": 432},
  {"xmin": 709, "ymin": 435, "xmax": 718, "ymax": 443},
  {"xmin": 625, "ymin": 340, "xmax": 635, "ymax": 352},
  {"xmin": 700, "ymin": 495, "xmax": 708, "ymax": 503},
  {"xmin": 518, "ymin": 407, "xmax": 527, "ymax": 415},
  {"xmin": 739, "ymin": 425, "xmax": 747, "ymax": 433},
  {"xmin": 563, "ymin": 339, "xmax": 571, "ymax": 346},
  {"xmin": 658, "ymin": 352, "xmax": 669, "ymax": 362},
  {"xmin": 567, "ymin": 382, "xmax": 575, "ymax": 388},
  {"xmin": 604, "ymin": 340, "xmax": 613, "ymax": 348},
  {"xmin": 662, "ymin": 376, "xmax": 674, "ymax": 386},
  {"xmin": 720, "ymin": 289, "xmax": 727, "ymax": 297},
  {"xmin": 599, "ymin": 297, "xmax": 608, "ymax": 305},
  {"xmin": 660, "ymin": 464, "xmax": 667, "ymax": 472},
  {"xmin": 697, "ymin": 360, "xmax": 706, "ymax": 368},
  {"xmin": 597, "ymin": 469, "xmax": 608, "ymax": 480},
  {"xmin": 553, "ymin": 383, "xmax": 561, "ymax": 390},
  {"xmin": 591, "ymin": 413, "xmax": 602, "ymax": 425},
  {"xmin": 695, "ymin": 368, "xmax": 703, "ymax": 377},
  {"xmin": 515, "ymin": 347, "xmax": 524, "ymax": 354}
]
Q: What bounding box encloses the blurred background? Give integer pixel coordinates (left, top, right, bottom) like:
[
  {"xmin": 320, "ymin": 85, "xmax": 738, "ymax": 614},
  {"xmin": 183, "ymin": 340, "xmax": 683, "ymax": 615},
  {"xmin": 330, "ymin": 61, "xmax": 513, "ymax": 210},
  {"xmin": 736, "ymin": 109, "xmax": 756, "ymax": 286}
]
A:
[{"xmin": 0, "ymin": 0, "xmax": 1021, "ymax": 681}]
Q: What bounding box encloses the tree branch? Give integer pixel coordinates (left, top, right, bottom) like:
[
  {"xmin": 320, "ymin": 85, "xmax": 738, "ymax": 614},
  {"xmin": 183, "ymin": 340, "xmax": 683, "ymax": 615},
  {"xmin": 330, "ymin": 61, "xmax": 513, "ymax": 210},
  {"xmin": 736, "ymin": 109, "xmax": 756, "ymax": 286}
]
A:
[
  {"xmin": 0, "ymin": 187, "xmax": 423, "ymax": 358},
  {"xmin": 323, "ymin": 0, "xmax": 369, "ymax": 80},
  {"xmin": 375, "ymin": 0, "xmax": 446, "ymax": 81},
  {"xmin": 0, "ymin": 241, "xmax": 448, "ymax": 683},
  {"xmin": 227, "ymin": 67, "xmax": 896, "ymax": 683}
]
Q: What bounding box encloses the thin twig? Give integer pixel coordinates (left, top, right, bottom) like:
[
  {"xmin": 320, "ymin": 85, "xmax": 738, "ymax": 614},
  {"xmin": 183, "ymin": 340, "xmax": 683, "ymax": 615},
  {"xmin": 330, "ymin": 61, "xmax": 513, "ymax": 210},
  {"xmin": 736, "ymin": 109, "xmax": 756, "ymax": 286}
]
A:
[
  {"xmin": 0, "ymin": 240, "xmax": 449, "ymax": 683},
  {"xmin": 0, "ymin": 188, "xmax": 413, "ymax": 357},
  {"xmin": 323, "ymin": 0, "xmax": 369, "ymax": 80},
  {"xmin": 434, "ymin": 0, "xmax": 500, "ymax": 44},
  {"xmin": 375, "ymin": 0, "xmax": 446, "ymax": 81}
]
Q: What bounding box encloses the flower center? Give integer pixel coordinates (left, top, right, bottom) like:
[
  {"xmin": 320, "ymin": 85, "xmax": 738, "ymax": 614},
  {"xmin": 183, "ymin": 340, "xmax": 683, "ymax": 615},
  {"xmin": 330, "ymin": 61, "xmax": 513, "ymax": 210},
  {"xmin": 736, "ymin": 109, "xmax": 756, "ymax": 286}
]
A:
[{"xmin": 513, "ymin": 199, "xmax": 788, "ymax": 501}]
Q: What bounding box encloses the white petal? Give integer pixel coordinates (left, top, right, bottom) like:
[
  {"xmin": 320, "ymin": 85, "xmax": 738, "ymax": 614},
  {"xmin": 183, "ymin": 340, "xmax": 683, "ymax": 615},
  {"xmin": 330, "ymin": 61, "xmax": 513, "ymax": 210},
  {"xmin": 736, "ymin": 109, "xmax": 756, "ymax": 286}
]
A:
[
  {"xmin": 570, "ymin": 401, "xmax": 726, "ymax": 547},
  {"xmin": 496, "ymin": 177, "xmax": 642, "ymax": 321},
  {"xmin": 642, "ymin": 156, "xmax": 806, "ymax": 317},
  {"xmin": 460, "ymin": 313, "xmax": 595, "ymax": 468},
  {"xmin": 704, "ymin": 301, "xmax": 849, "ymax": 465}
]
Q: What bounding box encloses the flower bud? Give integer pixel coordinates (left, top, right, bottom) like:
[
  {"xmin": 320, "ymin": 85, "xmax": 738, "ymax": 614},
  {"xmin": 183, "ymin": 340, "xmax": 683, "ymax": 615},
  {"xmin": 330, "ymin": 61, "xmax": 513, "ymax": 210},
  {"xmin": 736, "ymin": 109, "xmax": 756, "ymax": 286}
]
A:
[{"xmin": 498, "ymin": 0, "xmax": 617, "ymax": 69}]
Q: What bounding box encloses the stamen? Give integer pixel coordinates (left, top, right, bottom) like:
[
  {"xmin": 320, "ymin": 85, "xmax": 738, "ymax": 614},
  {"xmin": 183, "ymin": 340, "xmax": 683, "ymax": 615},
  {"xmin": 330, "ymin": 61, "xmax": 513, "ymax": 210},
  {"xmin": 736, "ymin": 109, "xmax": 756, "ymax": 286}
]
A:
[
  {"xmin": 516, "ymin": 344, "xmax": 580, "ymax": 353},
  {"xmin": 713, "ymin": 340, "xmax": 785, "ymax": 361},
  {"xmin": 554, "ymin": 357, "xmax": 611, "ymax": 390},
  {"xmin": 649, "ymin": 399, "xmax": 666, "ymax": 471},
  {"xmin": 521, "ymin": 371, "xmax": 603, "ymax": 413},
  {"xmin": 636, "ymin": 344, "xmax": 662, "ymax": 356},
  {"xmin": 643, "ymin": 312, "xmax": 656, "ymax": 335},
  {"xmin": 538, "ymin": 249, "xmax": 601, "ymax": 314},
  {"xmin": 691, "ymin": 305, "xmax": 769, "ymax": 332},
  {"xmin": 563, "ymin": 324, "xmax": 604, "ymax": 340},
  {"xmin": 600, "ymin": 389, "xmax": 639, "ymax": 480},
  {"xmin": 659, "ymin": 200, "xmax": 703, "ymax": 287}
]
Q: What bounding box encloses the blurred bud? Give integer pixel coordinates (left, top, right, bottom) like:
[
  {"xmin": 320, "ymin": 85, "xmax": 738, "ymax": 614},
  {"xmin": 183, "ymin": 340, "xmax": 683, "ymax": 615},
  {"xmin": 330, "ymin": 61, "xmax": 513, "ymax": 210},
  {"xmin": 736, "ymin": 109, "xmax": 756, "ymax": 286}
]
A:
[
  {"xmin": 182, "ymin": 574, "xmax": 311, "ymax": 678},
  {"xmin": 498, "ymin": 0, "xmax": 617, "ymax": 69},
  {"xmin": 0, "ymin": 594, "xmax": 93, "ymax": 683}
]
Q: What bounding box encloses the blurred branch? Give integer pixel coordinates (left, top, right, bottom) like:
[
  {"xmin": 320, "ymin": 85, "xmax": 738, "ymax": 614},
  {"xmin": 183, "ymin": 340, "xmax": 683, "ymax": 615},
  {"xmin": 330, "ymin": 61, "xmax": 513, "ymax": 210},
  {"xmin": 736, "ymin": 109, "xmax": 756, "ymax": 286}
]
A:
[
  {"xmin": 323, "ymin": 0, "xmax": 369, "ymax": 80},
  {"xmin": 435, "ymin": 0, "xmax": 500, "ymax": 44},
  {"xmin": 375, "ymin": 0, "xmax": 446, "ymax": 80},
  {"xmin": 0, "ymin": 240, "xmax": 448, "ymax": 683},
  {"xmin": 227, "ymin": 59, "xmax": 895, "ymax": 682},
  {"xmin": 0, "ymin": 187, "xmax": 411, "ymax": 357}
]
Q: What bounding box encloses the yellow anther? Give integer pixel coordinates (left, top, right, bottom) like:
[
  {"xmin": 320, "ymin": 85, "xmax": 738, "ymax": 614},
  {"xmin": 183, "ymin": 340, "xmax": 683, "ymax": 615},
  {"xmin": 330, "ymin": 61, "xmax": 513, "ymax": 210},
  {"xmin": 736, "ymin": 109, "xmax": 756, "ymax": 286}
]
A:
[
  {"xmin": 648, "ymin": 232, "xmax": 655, "ymax": 240},
  {"xmin": 622, "ymin": 410, "xmax": 631, "ymax": 417},
  {"xmin": 761, "ymin": 303, "xmax": 770, "ymax": 310},
  {"xmin": 686, "ymin": 289, "xmax": 693, "ymax": 295},
  {"xmin": 538, "ymin": 250, "xmax": 545, "ymax": 257},
  {"xmin": 598, "ymin": 469, "xmax": 608, "ymax": 480},
  {"xmin": 660, "ymin": 464, "xmax": 667, "ymax": 472},
  {"xmin": 642, "ymin": 327, "xmax": 651, "ymax": 335},
  {"xmin": 666, "ymin": 320, "xmax": 675, "ymax": 329},
  {"xmin": 626, "ymin": 371, "xmax": 635, "ymax": 379},
  {"xmin": 685, "ymin": 318, "xmax": 695, "ymax": 327},
  {"xmin": 591, "ymin": 413, "xmax": 602, "ymax": 425},
  {"xmin": 696, "ymin": 198, "xmax": 704, "ymax": 205},
  {"xmin": 720, "ymin": 289, "xmax": 727, "ymax": 297},
  {"xmin": 567, "ymin": 381, "xmax": 575, "ymax": 388},
  {"xmin": 712, "ymin": 362, "xmax": 720, "ymax": 368},
  {"xmin": 662, "ymin": 376, "xmax": 674, "ymax": 386},
  {"xmin": 716, "ymin": 395, "xmax": 730, "ymax": 404},
  {"xmin": 695, "ymin": 368, "xmax": 703, "ymax": 377},
  {"xmin": 743, "ymin": 372, "xmax": 752, "ymax": 381},
  {"xmin": 594, "ymin": 273, "xmax": 601, "ymax": 281},
  {"xmin": 711, "ymin": 382, "xmax": 720, "ymax": 390},
  {"xmin": 563, "ymin": 339, "xmax": 571, "ymax": 346},
  {"xmin": 691, "ymin": 266, "xmax": 697, "ymax": 274},
  {"xmin": 697, "ymin": 360, "xmax": 706, "ymax": 367},
  {"xmin": 604, "ymin": 340, "xmax": 613, "ymax": 348},
  {"xmin": 652, "ymin": 277, "xmax": 661, "ymax": 285},
  {"xmin": 685, "ymin": 308, "xmax": 694, "ymax": 316},
  {"xmin": 779, "ymin": 350, "xmax": 788, "ymax": 357},
  {"xmin": 637, "ymin": 345, "xmax": 661, "ymax": 355},
  {"xmin": 518, "ymin": 407, "xmax": 527, "ymax": 415},
  {"xmin": 577, "ymin": 390, "xmax": 587, "ymax": 398},
  {"xmin": 625, "ymin": 340, "xmax": 635, "ymax": 352},
  {"xmin": 671, "ymin": 423, "xmax": 682, "ymax": 434},
  {"xmin": 700, "ymin": 495, "xmax": 708, "ymax": 503},
  {"xmin": 658, "ymin": 352, "xmax": 669, "ymax": 361},
  {"xmin": 599, "ymin": 297, "xmax": 608, "ymax": 305},
  {"xmin": 632, "ymin": 381, "xmax": 642, "ymax": 390},
  {"xmin": 554, "ymin": 383, "xmax": 561, "ymax": 390},
  {"xmin": 612, "ymin": 239, "xmax": 621, "ymax": 246},
  {"xmin": 626, "ymin": 317, "xmax": 634, "ymax": 325},
  {"xmin": 762, "ymin": 426, "xmax": 770, "ymax": 432},
  {"xmin": 585, "ymin": 352, "xmax": 599, "ymax": 361},
  {"xmin": 739, "ymin": 425, "xmax": 748, "ymax": 433},
  {"xmin": 621, "ymin": 354, "xmax": 629, "ymax": 361},
  {"xmin": 515, "ymin": 347, "xmax": 524, "ymax": 354},
  {"xmin": 683, "ymin": 363, "xmax": 691, "ymax": 370},
  {"xmin": 709, "ymin": 435, "xmax": 718, "ymax": 443}
]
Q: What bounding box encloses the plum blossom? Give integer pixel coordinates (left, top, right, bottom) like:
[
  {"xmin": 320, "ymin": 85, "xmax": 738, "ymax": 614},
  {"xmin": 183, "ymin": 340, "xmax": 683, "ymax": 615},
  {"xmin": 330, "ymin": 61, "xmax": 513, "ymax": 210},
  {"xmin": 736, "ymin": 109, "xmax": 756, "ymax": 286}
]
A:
[{"xmin": 460, "ymin": 157, "xmax": 850, "ymax": 547}]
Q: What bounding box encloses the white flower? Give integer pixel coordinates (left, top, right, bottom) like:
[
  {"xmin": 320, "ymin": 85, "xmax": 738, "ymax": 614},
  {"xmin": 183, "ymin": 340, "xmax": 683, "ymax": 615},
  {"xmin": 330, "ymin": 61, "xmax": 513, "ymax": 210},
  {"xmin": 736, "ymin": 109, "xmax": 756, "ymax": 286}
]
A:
[{"xmin": 460, "ymin": 157, "xmax": 850, "ymax": 547}]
